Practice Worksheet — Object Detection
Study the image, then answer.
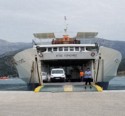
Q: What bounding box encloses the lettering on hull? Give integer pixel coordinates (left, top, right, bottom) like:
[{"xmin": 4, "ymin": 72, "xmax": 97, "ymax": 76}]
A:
[
  {"xmin": 15, "ymin": 59, "xmax": 26, "ymax": 65},
  {"xmin": 56, "ymin": 54, "xmax": 77, "ymax": 58}
]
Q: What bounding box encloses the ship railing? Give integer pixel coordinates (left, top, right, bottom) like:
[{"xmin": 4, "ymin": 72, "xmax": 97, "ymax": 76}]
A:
[{"xmin": 36, "ymin": 46, "xmax": 98, "ymax": 56}]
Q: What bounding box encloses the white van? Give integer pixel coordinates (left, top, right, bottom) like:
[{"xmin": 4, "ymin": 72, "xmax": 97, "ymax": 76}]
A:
[{"xmin": 50, "ymin": 68, "xmax": 66, "ymax": 82}]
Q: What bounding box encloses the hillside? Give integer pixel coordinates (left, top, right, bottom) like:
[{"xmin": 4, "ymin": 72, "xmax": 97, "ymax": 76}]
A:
[
  {"xmin": 99, "ymin": 38, "xmax": 125, "ymax": 58},
  {"xmin": 0, "ymin": 39, "xmax": 32, "ymax": 76},
  {"xmin": 0, "ymin": 51, "xmax": 18, "ymax": 76},
  {"xmin": 0, "ymin": 38, "xmax": 125, "ymax": 57},
  {"xmin": 0, "ymin": 39, "xmax": 32, "ymax": 55}
]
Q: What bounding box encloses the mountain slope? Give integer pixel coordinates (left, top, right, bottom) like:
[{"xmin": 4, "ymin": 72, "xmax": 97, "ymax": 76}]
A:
[
  {"xmin": 0, "ymin": 38, "xmax": 125, "ymax": 76},
  {"xmin": 0, "ymin": 38, "xmax": 125, "ymax": 57},
  {"xmin": 98, "ymin": 38, "xmax": 125, "ymax": 58},
  {"xmin": 0, "ymin": 39, "xmax": 32, "ymax": 55}
]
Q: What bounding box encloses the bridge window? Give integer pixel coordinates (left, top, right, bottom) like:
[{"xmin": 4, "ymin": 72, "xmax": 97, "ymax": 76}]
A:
[
  {"xmin": 86, "ymin": 47, "xmax": 96, "ymax": 51},
  {"xmin": 53, "ymin": 47, "xmax": 57, "ymax": 51},
  {"xmin": 48, "ymin": 48, "xmax": 52, "ymax": 52},
  {"xmin": 80, "ymin": 47, "xmax": 84, "ymax": 51},
  {"xmin": 70, "ymin": 47, "xmax": 74, "ymax": 51},
  {"xmin": 41, "ymin": 48, "xmax": 46, "ymax": 52},
  {"xmin": 75, "ymin": 47, "xmax": 79, "ymax": 51},
  {"xmin": 59, "ymin": 47, "xmax": 63, "ymax": 51},
  {"xmin": 64, "ymin": 47, "xmax": 68, "ymax": 51}
]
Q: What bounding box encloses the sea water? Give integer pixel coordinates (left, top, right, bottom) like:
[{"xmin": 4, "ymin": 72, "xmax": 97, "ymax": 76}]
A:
[
  {"xmin": 0, "ymin": 78, "xmax": 29, "ymax": 91},
  {"xmin": 108, "ymin": 76, "xmax": 125, "ymax": 90}
]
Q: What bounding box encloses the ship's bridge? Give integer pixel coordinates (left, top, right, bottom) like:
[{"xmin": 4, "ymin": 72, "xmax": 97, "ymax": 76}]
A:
[
  {"xmin": 33, "ymin": 32, "xmax": 99, "ymax": 61},
  {"xmin": 35, "ymin": 44, "xmax": 98, "ymax": 61}
]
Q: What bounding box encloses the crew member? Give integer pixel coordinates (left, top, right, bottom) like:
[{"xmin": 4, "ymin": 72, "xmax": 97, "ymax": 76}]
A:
[
  {"xmin": 84, "ymin": 68, "xmax": 93, "ymax": 89},
  {"xmin": 79, "ymin": 70, "xmax": 84, "ymax": 82}
]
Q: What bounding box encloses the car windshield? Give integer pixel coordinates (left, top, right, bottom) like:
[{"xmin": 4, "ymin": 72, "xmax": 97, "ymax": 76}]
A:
[{"xmin": 52, "ymin": 70, "xmax": 63, "ymax": 74}]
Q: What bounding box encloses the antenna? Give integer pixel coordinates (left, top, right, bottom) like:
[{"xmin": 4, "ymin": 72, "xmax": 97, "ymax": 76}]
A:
[{"xmin": 64, "ymin": 16, "xmax": 68, "ymax": 35}]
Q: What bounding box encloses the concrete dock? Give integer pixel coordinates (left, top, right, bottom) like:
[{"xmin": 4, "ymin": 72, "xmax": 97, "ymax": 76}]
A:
[{"xmin": 0, "ymin": 91, "xmax": 125, "ymax": 116}]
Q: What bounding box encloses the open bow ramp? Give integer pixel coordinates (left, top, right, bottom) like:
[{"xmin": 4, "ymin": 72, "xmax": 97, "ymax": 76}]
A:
[{"xmin": 34, "ymin": 83, "xmax": 103, "ymax": 92}]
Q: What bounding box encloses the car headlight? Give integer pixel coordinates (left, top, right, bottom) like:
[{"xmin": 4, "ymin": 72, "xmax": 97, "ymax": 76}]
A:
[{"xmin": 61, "ymin": 75, "xmax": 65, "ymax": 77}]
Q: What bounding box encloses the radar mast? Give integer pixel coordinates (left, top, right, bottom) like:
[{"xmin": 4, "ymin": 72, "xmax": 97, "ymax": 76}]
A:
[{"xmin": 64, "ymin": 16, "xmax": 68, "ymax": 35}]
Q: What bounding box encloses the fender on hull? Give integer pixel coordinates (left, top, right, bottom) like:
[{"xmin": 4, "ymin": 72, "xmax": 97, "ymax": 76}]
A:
[{"xmin": 96, "ymin": 82, "xmax": 109, "ymax": 90}]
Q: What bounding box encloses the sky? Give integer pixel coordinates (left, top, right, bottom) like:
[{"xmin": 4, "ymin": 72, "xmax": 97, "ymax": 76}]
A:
[{"xmin": 0, "ymin": 0, "xmax": 125, "ymax": 42}]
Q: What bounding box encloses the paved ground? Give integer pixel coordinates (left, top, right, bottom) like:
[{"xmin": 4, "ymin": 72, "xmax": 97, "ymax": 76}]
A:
[{"xmin": 0, "ymin": 91, "xmax": 125, "ymax": 116}]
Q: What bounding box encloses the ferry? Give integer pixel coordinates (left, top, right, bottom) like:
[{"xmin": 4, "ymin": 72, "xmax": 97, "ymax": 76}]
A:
[{"xmin": 14, "ymin": 32, "xmax": 122, "ymax": 89}]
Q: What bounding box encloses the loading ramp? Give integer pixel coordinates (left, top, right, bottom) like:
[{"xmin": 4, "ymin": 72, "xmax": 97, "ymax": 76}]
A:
[{"xmin": 34, "ymin": 82, "xmax": 103, "ymax": 92}]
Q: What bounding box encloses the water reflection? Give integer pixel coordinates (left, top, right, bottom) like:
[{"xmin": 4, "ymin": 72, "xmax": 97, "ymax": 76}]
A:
[{"xmin": 108, "ymin": 76, "xmax": 125, "ymax": 90}]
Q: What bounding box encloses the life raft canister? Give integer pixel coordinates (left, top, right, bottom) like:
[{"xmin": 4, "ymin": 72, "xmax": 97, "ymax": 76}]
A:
[
  {"xmin": 91, "ymin": 52, "xmax": 95, "ymax": 57},
  {"xmin": 63, "ymin": 35, "xmax": 69, "ymax": 41}
]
